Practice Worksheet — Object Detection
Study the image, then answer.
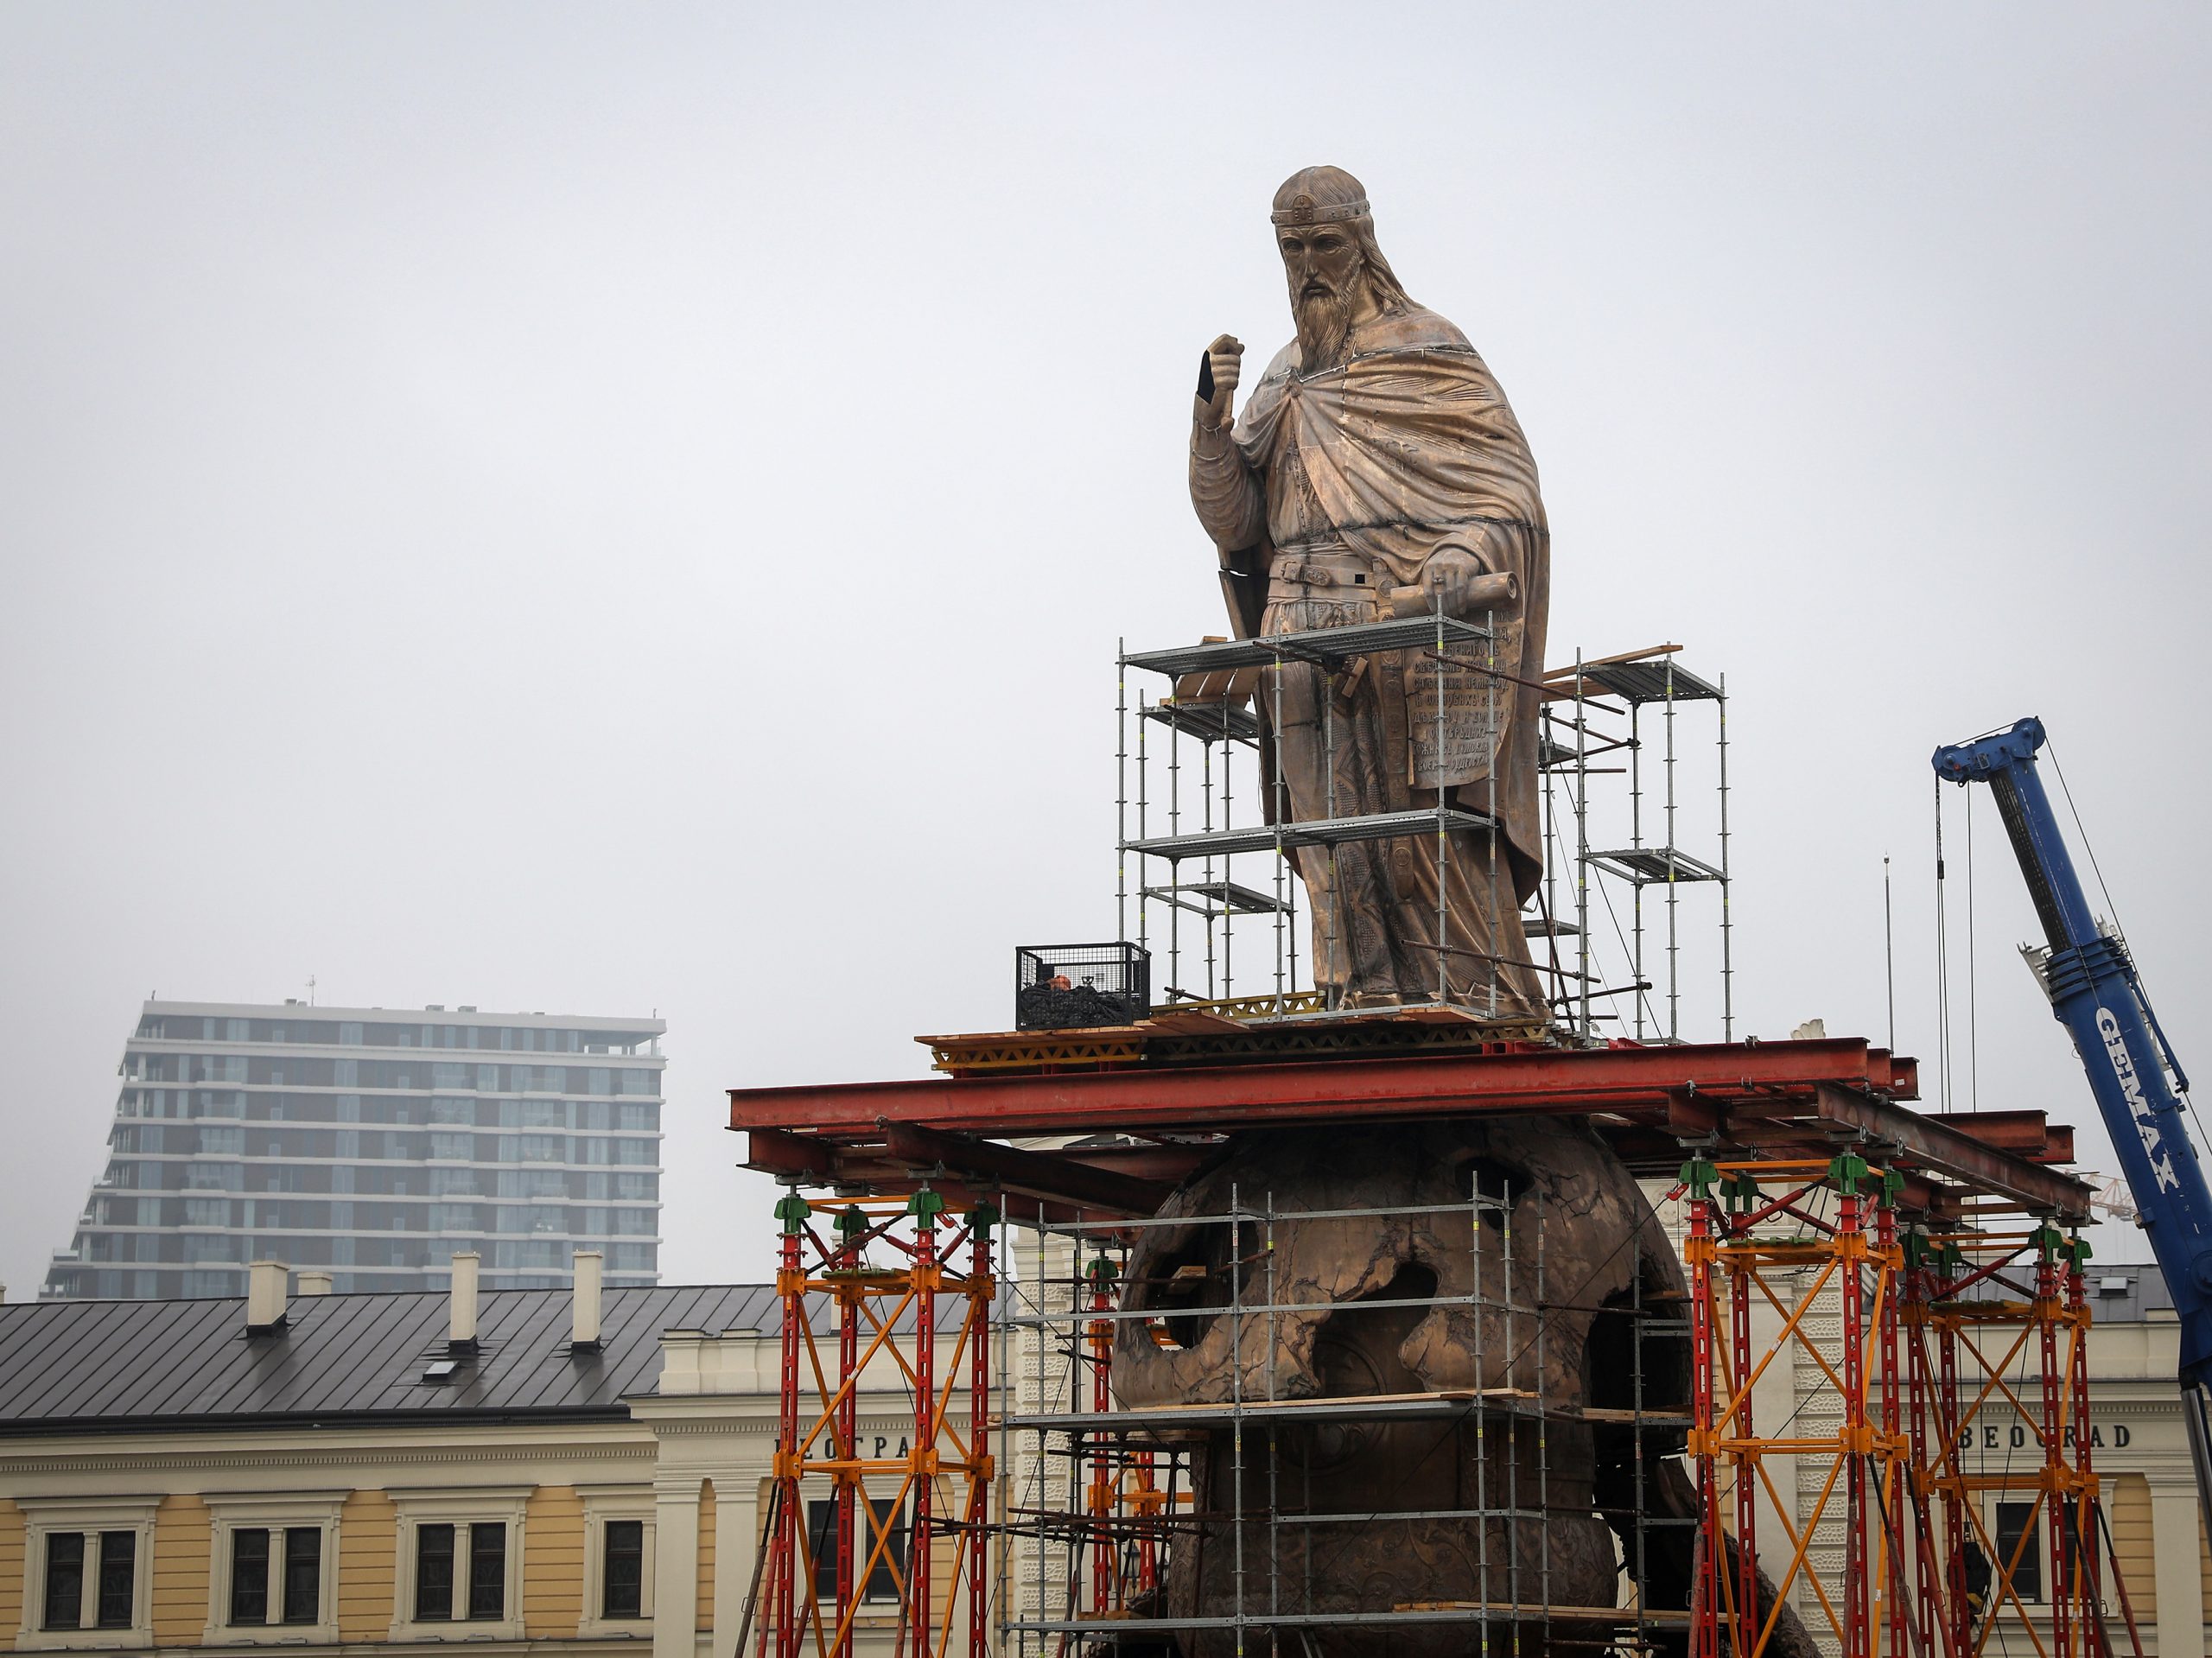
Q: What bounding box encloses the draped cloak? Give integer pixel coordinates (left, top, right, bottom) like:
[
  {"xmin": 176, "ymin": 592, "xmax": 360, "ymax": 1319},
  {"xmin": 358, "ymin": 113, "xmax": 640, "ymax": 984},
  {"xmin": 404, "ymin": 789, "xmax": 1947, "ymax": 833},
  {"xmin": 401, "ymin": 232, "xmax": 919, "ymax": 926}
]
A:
[{"xmin": 1192, "ymin": 305, "xmax": 1551, "ymax": 906}]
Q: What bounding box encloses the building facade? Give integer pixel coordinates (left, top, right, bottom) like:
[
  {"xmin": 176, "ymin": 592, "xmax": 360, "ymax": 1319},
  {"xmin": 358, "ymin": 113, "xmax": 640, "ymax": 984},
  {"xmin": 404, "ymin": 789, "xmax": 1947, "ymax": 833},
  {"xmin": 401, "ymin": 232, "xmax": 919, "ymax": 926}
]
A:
[
  {"xmin": 41, "ymin": 1000, "xmax": 665, "ymax": 1299},
  {"xmin": 0, "ymin": 1267, "xmax": 965, "ymax": 1658}
]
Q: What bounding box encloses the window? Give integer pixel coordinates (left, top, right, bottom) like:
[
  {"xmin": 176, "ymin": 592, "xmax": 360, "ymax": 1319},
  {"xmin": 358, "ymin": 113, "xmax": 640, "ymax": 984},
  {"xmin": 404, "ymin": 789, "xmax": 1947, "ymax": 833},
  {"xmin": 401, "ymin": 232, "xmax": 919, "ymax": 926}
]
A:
[
  {"xmin": 414, "ymin": 1527, "xmax": 454, "ymax": 1621},
  {"xmin": 18, "ymin": 1503, "xmax": 156, "ymax": 1649},
  {"xmin": 229, "ymin": 1531, "xmax": 270, "ymax": 1624},
  {"xmin": 41, "ymin": 1534, "xmax": 83, "ymax": 1630},
  {"xmin": 205, "ymin": 1494, "xmax": 341, "ymax": 1643},
  {"xmin": 390, "ymin": 1491, "xmax": 526, "ymax": 1641},
  {"xmin": 576, "ymin": 1491, "xmax": 654, "ymax": 1635},
  {"xmin": 410, "ymin": 1522, "xmax": 506, "ymax": 1622},
  {"xmin": 283, "ymin": 1530, "xmax": 321, "ymax": 1625},
  {"xmin": 467, "ymin": 1525, "xmax": 505, "ymax": 1619},
  {"xmin": 92, "ymin": 1534, "xmax": 133, "ymax": 1629},
  {"xmin": 804, "ymin": 1497, "xmax": 906, "ymax": 1605},
  {"xmin": 602, "ymin": 1521, "xmax": 644, "ymax": 1619},
  {"xmin": 222, "ymin": 1528, "xmax": 321, "ymax": 1628},
  {"xmin": 1993, "ymin": 1500, "xmax": 2044, "ymax": 1604}
]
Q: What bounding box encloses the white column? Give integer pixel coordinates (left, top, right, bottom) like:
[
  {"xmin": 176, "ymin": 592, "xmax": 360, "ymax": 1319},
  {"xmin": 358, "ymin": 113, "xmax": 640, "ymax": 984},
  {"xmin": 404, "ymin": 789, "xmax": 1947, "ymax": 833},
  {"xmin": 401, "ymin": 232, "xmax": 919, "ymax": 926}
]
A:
[
  {"xmin": 2150, "ymin": 1488, "xmax": 2204, "ymax": 1658},
  {"xmin": 711, "ymin": 1479, "xmax": 760, "ymax": 1658},
  {"xmin": 653, "ymin": 1477, "xmax": 702, "ymax": 1658}
]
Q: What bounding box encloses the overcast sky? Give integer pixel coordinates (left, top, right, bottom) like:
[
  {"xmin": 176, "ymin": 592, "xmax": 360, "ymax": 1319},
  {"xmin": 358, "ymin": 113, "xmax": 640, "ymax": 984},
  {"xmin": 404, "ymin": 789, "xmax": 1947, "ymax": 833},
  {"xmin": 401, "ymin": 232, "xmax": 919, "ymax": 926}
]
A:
[{"xmin": 5, "ymin": 3, "xmax": 2209, "ymax": 1298}]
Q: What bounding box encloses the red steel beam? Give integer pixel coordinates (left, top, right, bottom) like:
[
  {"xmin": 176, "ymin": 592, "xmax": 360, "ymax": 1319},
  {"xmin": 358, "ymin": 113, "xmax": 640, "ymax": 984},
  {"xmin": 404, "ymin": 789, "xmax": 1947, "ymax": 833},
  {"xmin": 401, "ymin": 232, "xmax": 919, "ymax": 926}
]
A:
[
  {"xmin": 1926, "ymin": 1111, "xmax": 2076, "ymax": 1165},
  {"xmin": 728, "ymin": 1038, "xmax": 1914, "ymax": 1140},
  {"xmin": 1813, "ymin": 1084, "xmax": 2093, "ymax": 1220},
  {"xmin": 743, "ymin": 1128, "xmax": 1116, "ymax": 1229},
  {"xmin": 877, "ymin": 1121, "xmax": 1174, "ymax": 1217}
]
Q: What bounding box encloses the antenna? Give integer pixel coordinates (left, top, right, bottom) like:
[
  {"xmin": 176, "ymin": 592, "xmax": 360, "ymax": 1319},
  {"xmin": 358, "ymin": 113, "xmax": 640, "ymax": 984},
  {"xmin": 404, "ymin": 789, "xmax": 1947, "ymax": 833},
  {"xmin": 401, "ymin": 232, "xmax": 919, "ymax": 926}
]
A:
[
  {"xmin": 1883, "ymin": 855, "xmax": 1895, "ymax": 1051},
  {"xmin": 307, "ymin": 975, "xmax": 316, "ymax": 1007}
]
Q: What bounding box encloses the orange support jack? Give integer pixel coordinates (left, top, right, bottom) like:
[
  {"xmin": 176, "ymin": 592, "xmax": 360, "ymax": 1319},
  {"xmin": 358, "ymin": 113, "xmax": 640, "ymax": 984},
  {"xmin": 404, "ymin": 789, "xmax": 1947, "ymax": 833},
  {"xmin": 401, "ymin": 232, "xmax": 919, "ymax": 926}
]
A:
[
  {"xmin": 758, "ymin": 1186, "xmax": 996, "ymax": 1658},
  {"xmin": 1684, "ymin": 1153, "xmax": 1911, "ymax": 1658},
  {"xmin": 1685, "ymin": 1149, "xmax": 2139, "ymax": 1658}
]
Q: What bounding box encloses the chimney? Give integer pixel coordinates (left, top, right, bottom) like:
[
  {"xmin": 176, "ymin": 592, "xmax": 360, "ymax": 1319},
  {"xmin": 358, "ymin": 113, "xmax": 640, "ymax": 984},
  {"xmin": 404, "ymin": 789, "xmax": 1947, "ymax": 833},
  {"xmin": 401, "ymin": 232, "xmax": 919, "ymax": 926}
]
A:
[
  {"xmin": 448, "ymin": 1251, "xmax": 480, "ymax": 1349},
  {"xmin": 246, "ymin": 1261, "xmax": 289, "ymax": 1331},
  {"xmin": 571, "ymin": 1250, "xmax": 604, "ymax": 1350},
  {"xmin": 297, "ymin": 1270, "xmax": 334, "ymax": 1297}
]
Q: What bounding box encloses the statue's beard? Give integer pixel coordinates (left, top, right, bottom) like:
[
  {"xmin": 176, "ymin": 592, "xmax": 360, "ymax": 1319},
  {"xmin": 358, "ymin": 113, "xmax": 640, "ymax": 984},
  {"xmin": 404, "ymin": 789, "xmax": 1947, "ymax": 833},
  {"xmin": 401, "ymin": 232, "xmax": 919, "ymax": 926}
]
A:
[{"xmin": 1294, "ymin": 283, "xmax": 1354, "ymax": 371}]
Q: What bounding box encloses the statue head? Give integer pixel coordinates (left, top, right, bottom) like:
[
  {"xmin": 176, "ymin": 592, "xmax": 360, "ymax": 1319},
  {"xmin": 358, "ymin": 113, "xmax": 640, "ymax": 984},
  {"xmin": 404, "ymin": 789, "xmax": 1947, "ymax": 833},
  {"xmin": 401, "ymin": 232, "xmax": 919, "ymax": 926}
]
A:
[{"xmin": 1272, "ymin": 165, "xmax": 1414, "ymax": 370}]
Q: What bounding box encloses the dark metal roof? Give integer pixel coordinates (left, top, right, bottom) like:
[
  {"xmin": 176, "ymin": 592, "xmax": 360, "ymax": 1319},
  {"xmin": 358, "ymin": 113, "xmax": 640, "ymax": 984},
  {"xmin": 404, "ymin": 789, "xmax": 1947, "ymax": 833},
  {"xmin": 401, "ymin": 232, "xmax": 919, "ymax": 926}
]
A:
[{"xmin": 0, "ymin": 1284, "xmax": 778, "ymax": 1435}]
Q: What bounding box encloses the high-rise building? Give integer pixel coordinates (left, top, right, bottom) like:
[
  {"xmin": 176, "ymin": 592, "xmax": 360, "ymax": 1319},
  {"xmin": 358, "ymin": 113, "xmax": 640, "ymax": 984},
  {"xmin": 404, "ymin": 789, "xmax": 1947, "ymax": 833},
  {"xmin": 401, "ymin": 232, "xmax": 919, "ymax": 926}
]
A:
[{"xmin": 41, "ymin": 999, "xmax": 665, "ymax": 1300}]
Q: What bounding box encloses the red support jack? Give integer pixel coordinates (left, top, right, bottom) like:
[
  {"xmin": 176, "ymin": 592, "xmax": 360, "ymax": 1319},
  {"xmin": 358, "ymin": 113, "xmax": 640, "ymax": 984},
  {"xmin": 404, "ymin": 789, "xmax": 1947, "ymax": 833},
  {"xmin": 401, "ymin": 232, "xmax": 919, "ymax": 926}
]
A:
[{"xmin": 755, "ymin": 1188, "xmax": 995, "ymax": 1658}]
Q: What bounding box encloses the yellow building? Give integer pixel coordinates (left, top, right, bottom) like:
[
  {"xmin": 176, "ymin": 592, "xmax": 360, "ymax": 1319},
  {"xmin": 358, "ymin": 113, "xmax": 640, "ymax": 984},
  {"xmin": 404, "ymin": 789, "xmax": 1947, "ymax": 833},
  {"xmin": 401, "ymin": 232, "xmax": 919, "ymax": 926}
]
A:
[{"xmin": 0, "ymin": 1255, "xmax": 965, "ymax": 1658}]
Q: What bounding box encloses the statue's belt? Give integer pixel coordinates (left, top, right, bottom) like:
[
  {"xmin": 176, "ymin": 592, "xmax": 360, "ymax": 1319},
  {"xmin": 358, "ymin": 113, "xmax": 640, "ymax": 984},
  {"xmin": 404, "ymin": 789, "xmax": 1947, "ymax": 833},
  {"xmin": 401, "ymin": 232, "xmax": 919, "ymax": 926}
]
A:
[{"xmin": 1267, "ymin": 548, "xmax": 1379, "ymax": 597}]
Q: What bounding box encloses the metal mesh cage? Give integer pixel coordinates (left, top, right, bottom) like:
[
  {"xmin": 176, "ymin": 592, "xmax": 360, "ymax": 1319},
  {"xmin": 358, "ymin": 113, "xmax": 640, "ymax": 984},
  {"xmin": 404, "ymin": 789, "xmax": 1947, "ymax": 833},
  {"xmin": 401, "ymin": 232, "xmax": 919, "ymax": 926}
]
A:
[{"xmin": 1013, "ymin": 943, "xmax": 1151, "ymax": 1031}]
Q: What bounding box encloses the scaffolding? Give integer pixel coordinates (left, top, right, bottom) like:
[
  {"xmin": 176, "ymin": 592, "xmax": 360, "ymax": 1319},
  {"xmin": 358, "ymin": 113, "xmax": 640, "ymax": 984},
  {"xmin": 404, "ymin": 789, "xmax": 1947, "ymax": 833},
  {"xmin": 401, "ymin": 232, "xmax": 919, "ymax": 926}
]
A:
[
  {"xmin": 734, "ymin": 1032, "xmax": 2131, "ymax": 1658},
  {"xmin": 993, "ymin": 1179, "xmax": 1688, "ymax": 1658},
  {"xmin": 1114, "ymin": 629, "xmax": 1732, "ymax": 1045},
  {"xmin": 1676, "ymin": 1153, "xmax": 2128, "ymax": 1658},
  {"xmin": 757, "ymin": 1190, "xmax": 998, "ymax": 1658},
  {"xmin": 1540, "ymin": 650, "xmax": 1732, "ymax": 1045}
]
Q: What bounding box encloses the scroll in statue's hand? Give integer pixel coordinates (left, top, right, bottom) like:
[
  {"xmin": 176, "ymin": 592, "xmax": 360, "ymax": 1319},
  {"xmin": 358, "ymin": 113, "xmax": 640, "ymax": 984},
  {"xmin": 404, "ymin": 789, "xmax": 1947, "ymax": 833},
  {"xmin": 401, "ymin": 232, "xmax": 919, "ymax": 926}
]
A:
[
  {"xmin": 1389, "ymin": 541, "xmax": 1520, "ymax": 620},
  {"xmin": 1196, "ymin": 334, "xmax": 1243, "ymax": 429}
]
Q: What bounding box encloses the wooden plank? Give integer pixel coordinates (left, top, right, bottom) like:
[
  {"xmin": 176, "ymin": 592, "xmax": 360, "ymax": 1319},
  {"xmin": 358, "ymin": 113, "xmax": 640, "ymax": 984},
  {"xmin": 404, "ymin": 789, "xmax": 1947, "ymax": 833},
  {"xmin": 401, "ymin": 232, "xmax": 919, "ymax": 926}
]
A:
[{"xmin": 1541, "ymin": 645, "xmax": 1682, "ymax": 679}]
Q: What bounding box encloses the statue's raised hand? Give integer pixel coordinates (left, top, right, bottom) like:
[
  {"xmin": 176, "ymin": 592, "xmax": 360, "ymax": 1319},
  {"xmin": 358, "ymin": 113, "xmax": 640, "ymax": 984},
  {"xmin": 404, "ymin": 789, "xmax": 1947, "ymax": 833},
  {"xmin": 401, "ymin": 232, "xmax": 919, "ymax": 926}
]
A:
[{"xmin": 1196, "ymin": 334, "xmax": 1243, "ymax": 429}]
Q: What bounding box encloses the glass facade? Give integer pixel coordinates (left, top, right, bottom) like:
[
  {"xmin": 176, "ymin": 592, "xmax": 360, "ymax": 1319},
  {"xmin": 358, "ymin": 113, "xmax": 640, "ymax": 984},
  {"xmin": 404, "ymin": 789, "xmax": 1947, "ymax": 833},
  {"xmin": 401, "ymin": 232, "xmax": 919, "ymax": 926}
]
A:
[{"xmin": 41, "ymin": 1001, "xmax": 665, "ymax": 1299}]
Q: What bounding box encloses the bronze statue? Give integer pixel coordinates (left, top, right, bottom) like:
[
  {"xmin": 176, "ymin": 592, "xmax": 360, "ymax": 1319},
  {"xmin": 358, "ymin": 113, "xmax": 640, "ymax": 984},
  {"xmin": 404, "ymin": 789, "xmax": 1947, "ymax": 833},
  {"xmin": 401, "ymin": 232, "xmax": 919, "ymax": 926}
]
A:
[{"xmin": 1189, "ymin": 166, "xmax": 1548, "ymax": 1015}]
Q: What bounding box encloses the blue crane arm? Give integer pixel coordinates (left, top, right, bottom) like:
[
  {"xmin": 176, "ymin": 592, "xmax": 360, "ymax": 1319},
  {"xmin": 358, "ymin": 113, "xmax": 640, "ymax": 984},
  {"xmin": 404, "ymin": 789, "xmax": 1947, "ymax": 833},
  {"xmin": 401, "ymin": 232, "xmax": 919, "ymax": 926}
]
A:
[{"xmin": 1934, "ymin": 716, "xmax": 2212, "ymax": 1524}]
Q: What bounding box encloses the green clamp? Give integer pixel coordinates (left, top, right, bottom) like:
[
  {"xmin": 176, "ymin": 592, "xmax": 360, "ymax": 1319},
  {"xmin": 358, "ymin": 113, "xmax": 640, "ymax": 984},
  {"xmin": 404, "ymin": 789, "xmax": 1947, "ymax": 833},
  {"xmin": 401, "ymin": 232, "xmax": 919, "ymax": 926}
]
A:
[
  {"xmin": 1939, "ymin": 1239, "xmax": 1967, "ymax": 1276},
  {"xmin": 1679, "ymin": 1157, "xmax": 1719, "ymax": 1200},
  {"xmin": 969, "ymin": 1201, "xmax": 1000, "ymax": 1238},
  {"xmin": 834, "ymin": 1205, "xmax": 870, "ymax": 1242},
  {"xmin": 2030, "ymin": 1222, "xmax": 2066, "ymax": 1263},
  {"xmin": 1902, "ymin": 1228, "xmax": 1933, "ymax": 1269},
  {"xmin": 1877, "ymin": 1167, "xmax": 1908, "ymax": 1210},
  {"xmin": 906, "ymin": 1187, "xmax": 946, "ymax": 1227},
  {"xmin": 2064, "ymin": 1233, "xmax": 2094, "ymax": 1268},
  {"xmin": 1721, "ymin": 1170, "xmax": 1760, "ymax": 1214},
  {"xmin": 1828, "ymin": 1152, "xmax": 1871, "ymax": 1194},
  {"xmin": 773, "ymin": 1192, "xmax": 812, "ymax": 1236},
  {"xmin": 1087, "ymin": 1254, "xmax": 1122, "ymax": 1287}
]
